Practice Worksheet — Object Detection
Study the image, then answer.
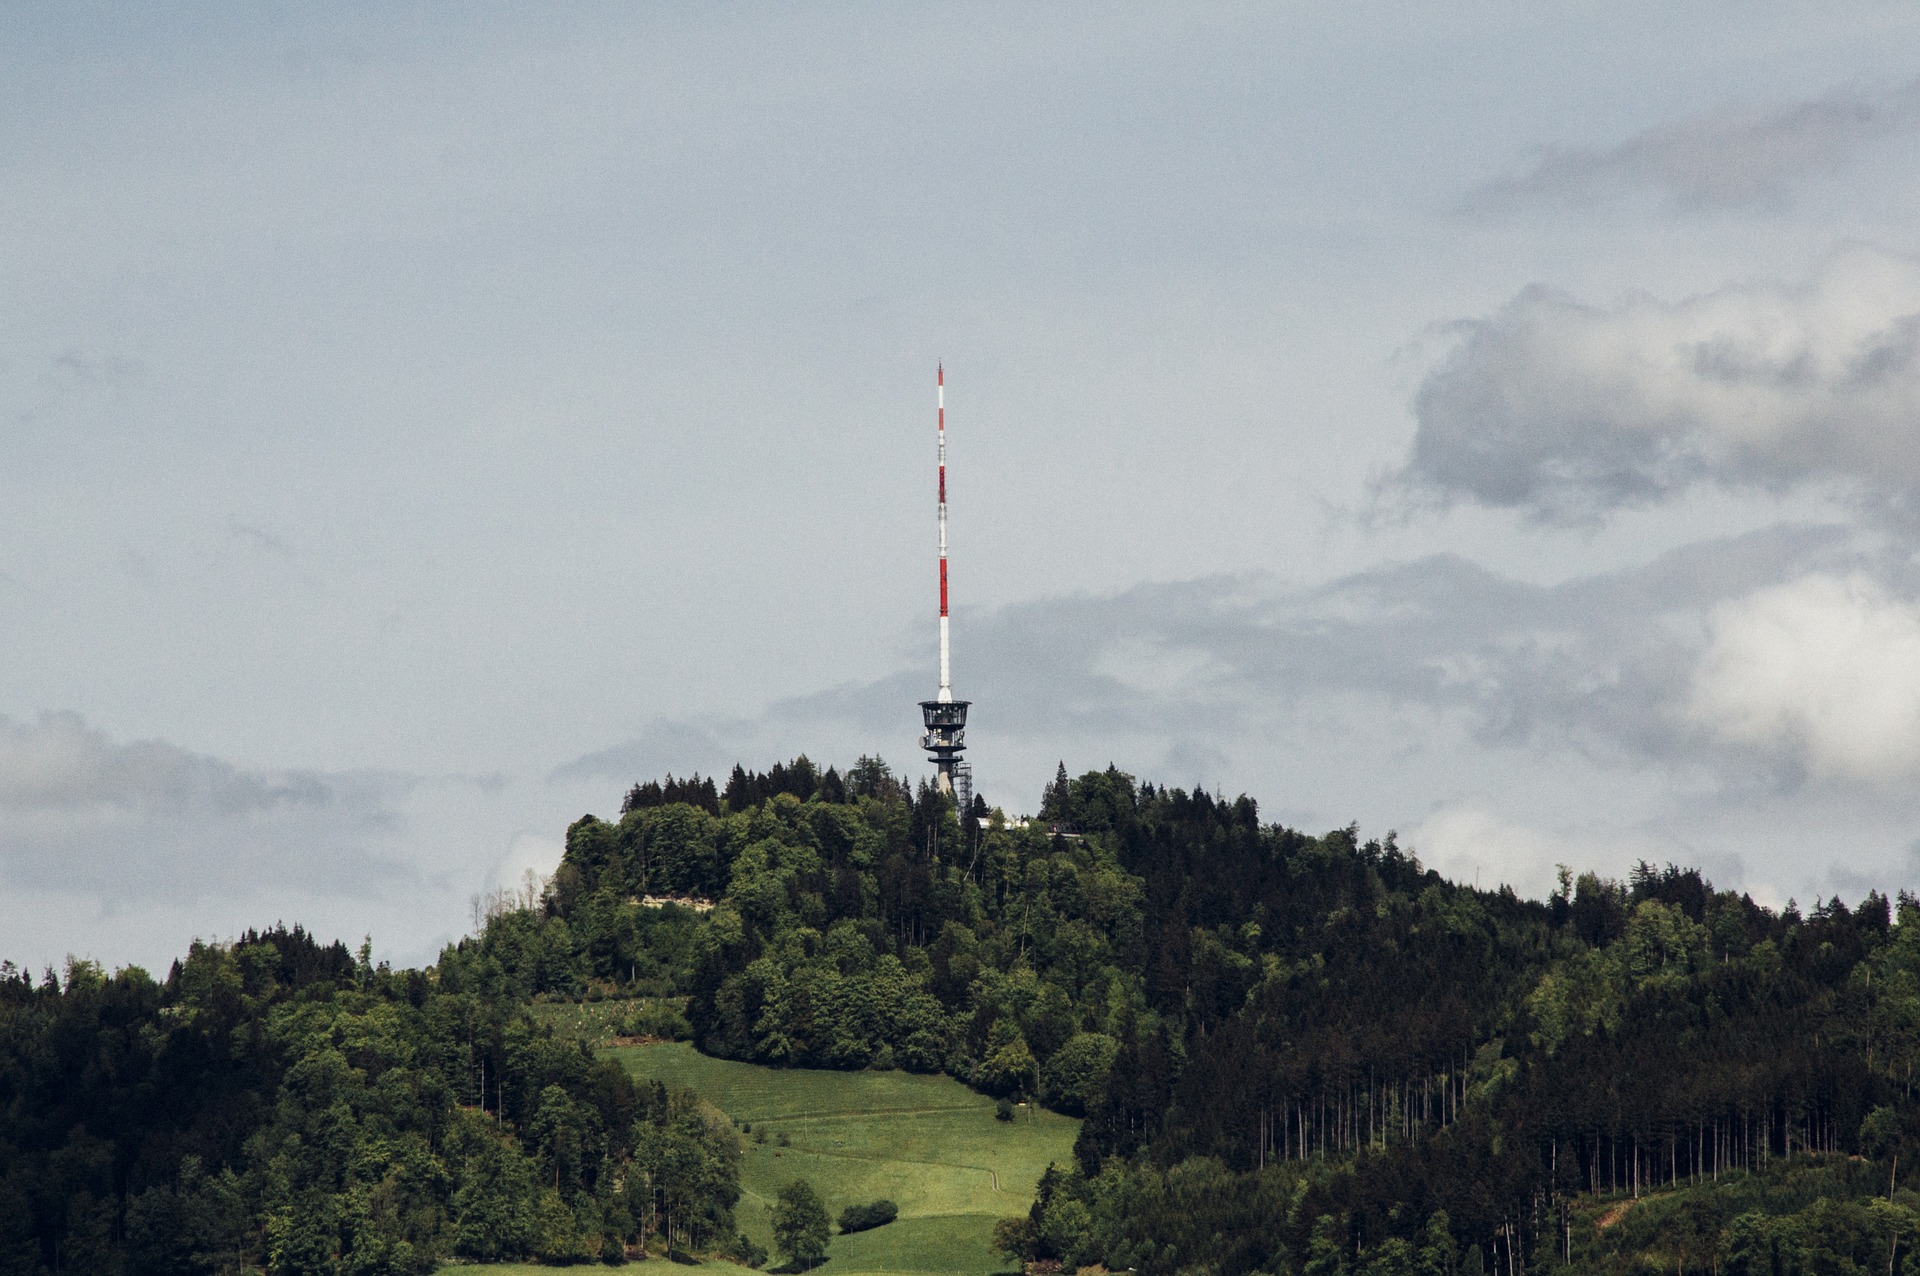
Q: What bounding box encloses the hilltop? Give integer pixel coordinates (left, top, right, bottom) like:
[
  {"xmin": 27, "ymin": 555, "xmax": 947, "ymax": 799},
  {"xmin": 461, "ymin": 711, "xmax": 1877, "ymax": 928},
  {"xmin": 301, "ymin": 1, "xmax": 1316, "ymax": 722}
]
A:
[{"xmin": 4, "ymin": 754, "xmax": 1919, "ymax": 1275}]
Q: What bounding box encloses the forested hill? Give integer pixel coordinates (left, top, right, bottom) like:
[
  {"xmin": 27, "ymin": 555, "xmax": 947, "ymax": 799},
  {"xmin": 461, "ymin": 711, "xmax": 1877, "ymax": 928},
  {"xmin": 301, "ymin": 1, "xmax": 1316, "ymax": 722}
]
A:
[
  {"xmin": 551, "ymin": 758, "xmax": 1920, "ymax": 1275},
  {"xmin": 5, "ymin": 755, "xmax": 1920, "ymax": 1275}
]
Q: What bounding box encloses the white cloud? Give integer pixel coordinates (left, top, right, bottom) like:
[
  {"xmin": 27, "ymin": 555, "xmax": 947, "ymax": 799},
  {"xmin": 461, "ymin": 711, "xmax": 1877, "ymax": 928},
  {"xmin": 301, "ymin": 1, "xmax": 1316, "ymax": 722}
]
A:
[
  {"xmin": 493, "ymin": 830, "xmax": 563, "ymax": 896},
  {"xmin": 1408, "ymin": 803, "xmax": 1687, "ymax": 900},
  {"xmin": 1409, "ymin": 801, "xmax": 1763, "ymax": 902},
  {"xmin": 1689, "ymin": 573, "xmax": 1920, "ymax": 783},
  {"xmin": 1397, "ymin": 248, "xmax": 1920, "ymax": 524}
]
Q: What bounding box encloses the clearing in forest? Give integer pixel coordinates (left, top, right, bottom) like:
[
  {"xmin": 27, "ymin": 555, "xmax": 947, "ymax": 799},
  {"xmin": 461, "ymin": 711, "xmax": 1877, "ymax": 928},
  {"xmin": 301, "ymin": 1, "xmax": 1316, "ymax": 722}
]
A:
[{"xmin": 611, "ymin": 1041, "xmax": 1079, "ymax": 1275}]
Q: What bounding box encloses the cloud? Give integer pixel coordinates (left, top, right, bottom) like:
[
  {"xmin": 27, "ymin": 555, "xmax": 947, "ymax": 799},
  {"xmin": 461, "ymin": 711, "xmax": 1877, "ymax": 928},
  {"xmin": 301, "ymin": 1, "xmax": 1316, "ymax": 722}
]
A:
[
  {"xmin": 562, "ymin": 524, "xmax": 1863, "ymax": 798},
  {"xmin": 0, "ymin": 711, "xmax": 331, "ymax": 815},
  {"xmin": 1409, "ymin": 803, "xmax": 1693, "ymax": 901},
  {"xmin": 1466, "ymin": 80, "xmax": 1920, "ymax": 211},
  {"xmin": 547, "ymin": 718, "xmax": 733, "ymax": 785},
  {"xmin": 0, "ymin": 713, "xmax": 418, "ymax": 900},
  {"xmin": 491, "ymin": 831, "xmax": 563, "ymax": 896},
  {"xmin": 228, "ymin": 519, "xmax": 293, "ymax": 557},
  {"xmin": 548, "ymin": 535, "xmax": 1920, "ymax": 912},
  {"xmin": 1392, "ymin": 248, "xmax": 1920, "ymax": 525},
  {"xmin": 1689, "ymin": 573, "xmax": 1920, "ymax": 784}
]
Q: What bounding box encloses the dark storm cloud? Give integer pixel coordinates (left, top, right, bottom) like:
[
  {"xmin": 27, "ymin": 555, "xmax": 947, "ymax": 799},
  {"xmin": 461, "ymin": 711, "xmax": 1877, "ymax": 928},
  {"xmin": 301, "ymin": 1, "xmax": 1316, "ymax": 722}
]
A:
[
  {"xmin": 1466, "ymin": 80, "xmax": 1920, "ymax": 211},
  {"xmin": 1388, "ymin": 249, "xmax": 1920, "ymax": 525},
  {"xmin": 0, "ymin": 713, "xmax": 419, "ymax": 900}
]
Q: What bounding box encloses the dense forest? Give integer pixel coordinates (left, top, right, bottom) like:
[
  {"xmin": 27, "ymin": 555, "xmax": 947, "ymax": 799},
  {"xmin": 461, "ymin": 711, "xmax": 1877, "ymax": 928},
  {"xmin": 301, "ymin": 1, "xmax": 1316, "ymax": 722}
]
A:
[
  {"xmin": 0, "ymin": 918, "xmax": 748, "ymax": 1273},
  {"xmin": 7, "ymin": 753, "xmax": 1920, "ymax": 1274}
]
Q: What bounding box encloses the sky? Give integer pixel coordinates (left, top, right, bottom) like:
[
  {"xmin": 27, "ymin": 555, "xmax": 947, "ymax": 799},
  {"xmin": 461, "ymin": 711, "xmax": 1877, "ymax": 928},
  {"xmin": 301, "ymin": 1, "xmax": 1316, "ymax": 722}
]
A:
[{"xmin": 9, "ymin": 2, "xmax": 1920, "ymax": 974}]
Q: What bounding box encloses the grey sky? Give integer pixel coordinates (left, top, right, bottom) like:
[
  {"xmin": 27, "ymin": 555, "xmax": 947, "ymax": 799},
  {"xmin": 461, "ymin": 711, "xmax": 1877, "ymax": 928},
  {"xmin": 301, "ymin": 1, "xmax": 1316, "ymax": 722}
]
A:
[
  {"xmin": 8, "ymin": 3, "xmax": 1920, "ymax": 972},
  {"xmin": 1463, "ymin": 79, "xmax": 1920, "ymax": 212}
]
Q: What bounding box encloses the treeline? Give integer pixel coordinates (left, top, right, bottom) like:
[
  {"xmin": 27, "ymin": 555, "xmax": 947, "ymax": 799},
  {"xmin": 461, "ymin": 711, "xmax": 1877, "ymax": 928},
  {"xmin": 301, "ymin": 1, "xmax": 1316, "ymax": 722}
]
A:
[
  {"xmin": 15, "ymin": 752, "xmax": 1920, "ymax": 1276},
  {"xmin": 0, "ymin": 922, "xmax": 750, "ymax": 1273},
  {"xmin": 618, "ymin": 755, "xmax": 924, "ymax": 820},
  {"xmin": 551, "ymin": 759, "xmax": 1920, "ymax": 1275}
]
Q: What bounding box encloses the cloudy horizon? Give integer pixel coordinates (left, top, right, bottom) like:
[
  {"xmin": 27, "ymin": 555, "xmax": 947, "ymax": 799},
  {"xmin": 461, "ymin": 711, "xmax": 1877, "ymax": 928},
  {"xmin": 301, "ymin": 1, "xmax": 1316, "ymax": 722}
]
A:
[{"xmin": 9, "ymin": 4, "xmax": 1920, "ymax": 975}]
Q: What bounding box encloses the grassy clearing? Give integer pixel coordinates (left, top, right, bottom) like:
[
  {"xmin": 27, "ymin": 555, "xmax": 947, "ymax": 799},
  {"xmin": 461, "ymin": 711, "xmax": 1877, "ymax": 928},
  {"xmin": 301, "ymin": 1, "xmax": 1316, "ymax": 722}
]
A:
[
  {"xmin": 439, "ymin": 1256, "xmax": 739, "ymax": 1273},
  {"xmin": 616, "ymin": 1043, "xmax": 1073, "ymax": 1275},
  {"xmin": 527, "ymin": 996, "xmax": 688, "ymax": 1045},
  {"xmin": 440, "ymin": 1043, "xmax": 1069, "ymax": 1275}
]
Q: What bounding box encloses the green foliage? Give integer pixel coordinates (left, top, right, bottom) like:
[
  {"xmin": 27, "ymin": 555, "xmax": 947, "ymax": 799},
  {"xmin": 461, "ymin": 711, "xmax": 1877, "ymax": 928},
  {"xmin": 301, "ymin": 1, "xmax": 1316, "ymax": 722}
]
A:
[
  {"xmin": 0, "ymin": 921, "xmax": 742, "ymax": 1272},
  {"xmin": 617, "ymin": 999, "xmax": 693, "ymax": 1041},
  {"xmin": 977, "ymin": 1018, "xmax": 1038, "ymax": 1096},
  {"xmin": 16, "ymin": 754, "xmax": 1920, "ymax": 1276},
  {"xmin": 1041, "ymin": 1030, "xmax": 1119, "ymax": 1115},
  {"xmin": 771, "ymin": 1179, "xmax": 829, "ymax": 1269},
  {"xmin": 613, "ymin": 1042, "xmax": 1077, "ymax": 1272},
  {"xmin": 836, "ymin": 1197, "xmax": 898, "ymax": 1233},
  {"xmin": 626, "ymin": 1087, "xmax": 742, "ymax": 1255},
  {"xmin": 726, "ymin": 1228, "xmax": 770, "ymax": 1267}
]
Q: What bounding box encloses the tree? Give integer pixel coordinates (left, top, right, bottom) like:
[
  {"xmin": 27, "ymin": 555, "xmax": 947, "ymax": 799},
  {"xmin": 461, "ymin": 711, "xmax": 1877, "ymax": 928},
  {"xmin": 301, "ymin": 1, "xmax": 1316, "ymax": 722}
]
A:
[
  {"xmin": 1306, "ymin": 1214, "xmax": 1349, "ymax": 1276},
  {"xmin": 1864, "ymin": 1105, "xmax": 1903, "ymax": 1199},
  {"xmin": 837, "ymin": 1199, "xmax": 897, "ymax": 1233},
  {"xmin": 847, "ymin": 755, "xmax": 901, "ymax": 802},
  {"xmin": 772, "ymin": 1180, "xmax": 830, "ymax": 1271},
  {"xmin": 1418, "ymin": 1210, "xmax": 1457, "ymax": 1276},
  {"xmin": 1041, "ymin": 762, "xmax": 1071, "ymax": 822},
  {"xmin": 1041, "ymin": 1032, "xmax": 1118, "ymax": 1116},
  {"xmin": 992, "ymin": 1214, "xmax": 1040, "ymax": 1264},
  {"xmin": 978, "ymin": 1019, "xmax": 1038, "ymax": 1097}
]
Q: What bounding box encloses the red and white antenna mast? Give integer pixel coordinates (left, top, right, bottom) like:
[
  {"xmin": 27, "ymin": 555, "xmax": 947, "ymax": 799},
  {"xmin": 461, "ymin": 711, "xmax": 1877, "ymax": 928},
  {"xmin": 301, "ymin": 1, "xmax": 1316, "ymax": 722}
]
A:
[
  {"xmin": 937, "ymin": 363, "xmax": 951, "ymax": 703},
  {"xmin": 920, "ymin": 364, "xmax": 969, "ymax": 794}
]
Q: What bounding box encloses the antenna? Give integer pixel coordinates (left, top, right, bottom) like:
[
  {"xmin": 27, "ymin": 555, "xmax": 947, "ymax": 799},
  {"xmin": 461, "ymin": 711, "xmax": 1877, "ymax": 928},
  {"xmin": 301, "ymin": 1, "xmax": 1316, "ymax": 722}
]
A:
[
  {"xmin": 920, "ymin": 364, "xmax": 969, "ymax": 794},
  {"xmin": 938, "ymin": 363, "xmax": 950, "ymax": 703}
]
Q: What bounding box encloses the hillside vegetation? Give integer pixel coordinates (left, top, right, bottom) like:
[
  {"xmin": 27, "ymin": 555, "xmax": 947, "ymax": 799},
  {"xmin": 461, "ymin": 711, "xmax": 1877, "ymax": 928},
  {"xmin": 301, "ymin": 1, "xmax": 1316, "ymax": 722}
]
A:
[
  {"xmin": 5, "ymin": 754, "xmax": 1920, "ymax": 1276},
  {"xmin": 611, "ymin": 1041, "xmax": 1075, "ymax": 1273},
  {"xmin": 517, "ymin": 758, "xmax": 1920, "ymax": 1275}
]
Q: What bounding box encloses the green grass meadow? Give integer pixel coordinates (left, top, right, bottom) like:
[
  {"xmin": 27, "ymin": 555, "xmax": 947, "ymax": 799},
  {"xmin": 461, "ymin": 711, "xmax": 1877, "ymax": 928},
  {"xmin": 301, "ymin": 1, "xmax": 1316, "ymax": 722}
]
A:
[{"xmin": 617, "ymin": 1043, "xmax": 1076, "ymax": 1275}]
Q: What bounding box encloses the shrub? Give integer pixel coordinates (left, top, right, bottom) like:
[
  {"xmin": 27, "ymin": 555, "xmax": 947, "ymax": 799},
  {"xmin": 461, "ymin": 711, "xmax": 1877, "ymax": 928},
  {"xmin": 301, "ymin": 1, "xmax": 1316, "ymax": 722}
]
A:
[
  {"xmin": 725, "ymin": 1230, "xmax": 769, "ymax": 1268},
  {"xmin": 838, "ymin": 1199, "xmax": 898, "ymax": 1234},
  {"xmin": 618, "ymin": 1000, "xmax": 692, "ymax": 1041},
  {"xmin": 995, "ymin": 1098, "xmax": 1014, "ymax": 1122}
]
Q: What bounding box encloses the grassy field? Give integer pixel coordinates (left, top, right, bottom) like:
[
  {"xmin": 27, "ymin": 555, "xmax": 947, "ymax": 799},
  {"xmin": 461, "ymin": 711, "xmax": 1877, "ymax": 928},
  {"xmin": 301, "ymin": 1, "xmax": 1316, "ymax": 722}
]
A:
[
  {"xmin": 439, "ymin": 1043, "xmax": 1075, "ymax": 1275},
  {"xmin": 615, "ymin": 1043, "xmax": 1076, "ymax": 1275}
]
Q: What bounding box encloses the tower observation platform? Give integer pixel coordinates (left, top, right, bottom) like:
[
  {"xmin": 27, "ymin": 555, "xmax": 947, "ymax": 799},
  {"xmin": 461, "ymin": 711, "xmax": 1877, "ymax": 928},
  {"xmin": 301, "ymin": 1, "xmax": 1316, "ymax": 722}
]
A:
[{"xmin": 921, "ymin": 697, "xmax": 968, "ymax": 795}]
